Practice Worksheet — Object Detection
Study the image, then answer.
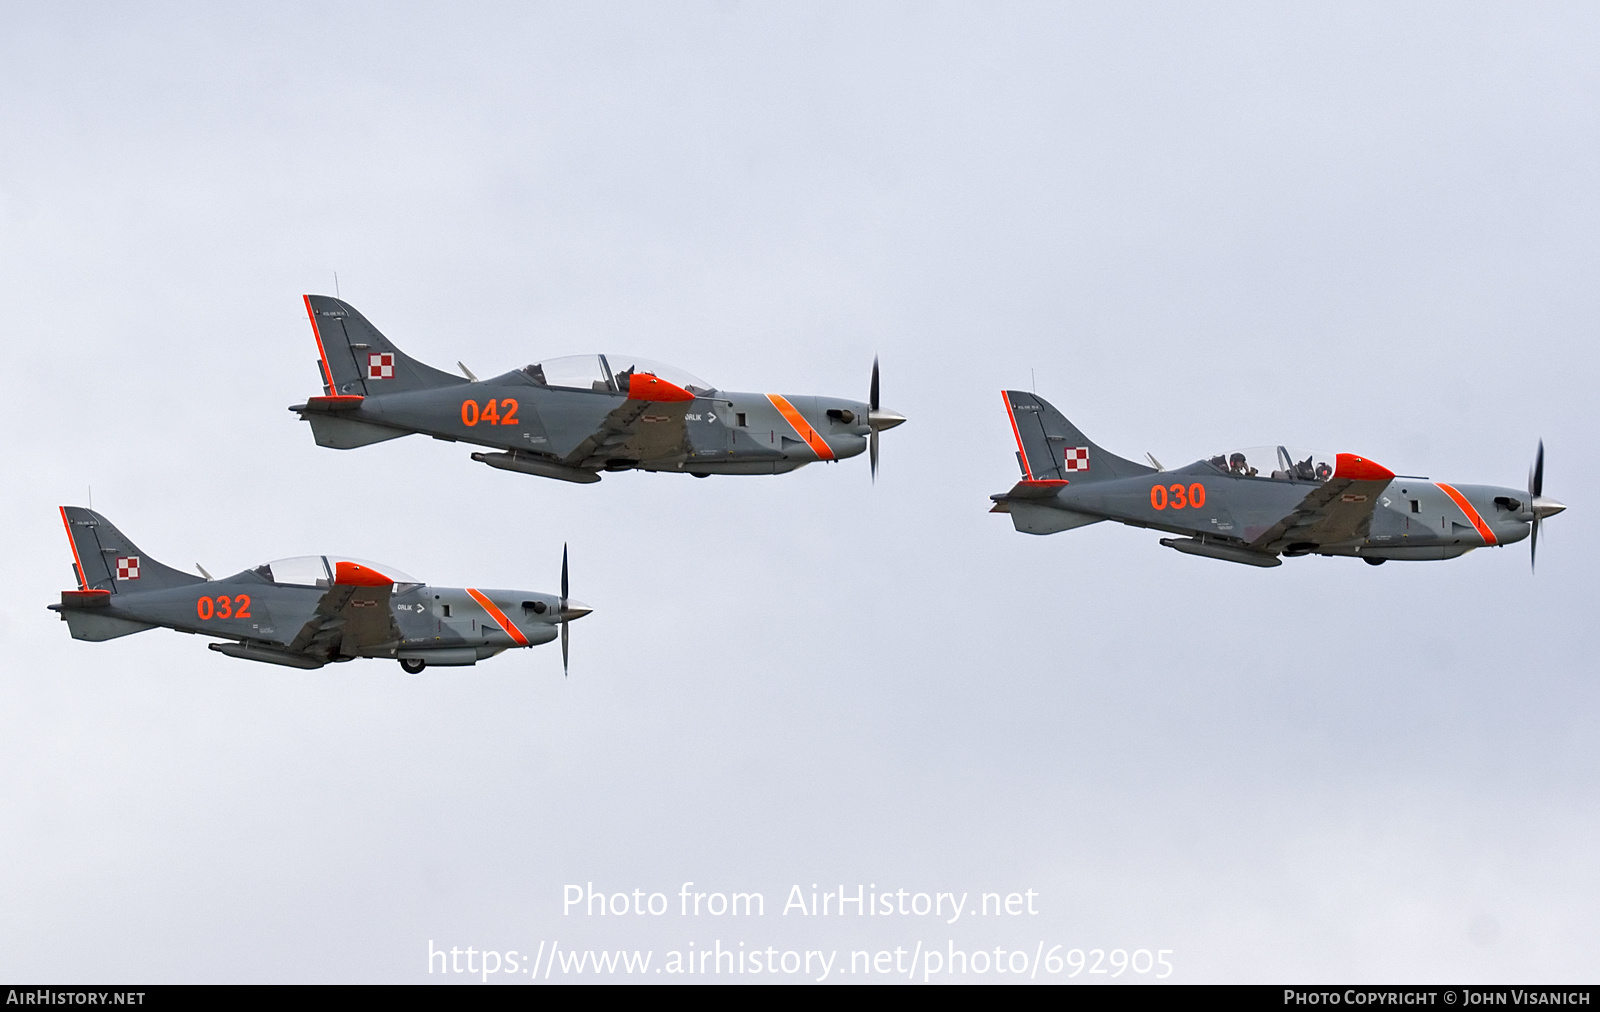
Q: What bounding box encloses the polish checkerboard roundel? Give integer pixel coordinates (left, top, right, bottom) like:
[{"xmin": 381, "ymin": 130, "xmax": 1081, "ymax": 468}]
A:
[
  {"xmin": 116, "ymin": 557, "xmax": 141, "ymax": 580},
  {"xmin": 368, "ymin": 353, "xmax": 394, "ymax": 379},
  {"xmin": 1063, "ymin": 447, "xmax": 1090, "ymax": 472}
]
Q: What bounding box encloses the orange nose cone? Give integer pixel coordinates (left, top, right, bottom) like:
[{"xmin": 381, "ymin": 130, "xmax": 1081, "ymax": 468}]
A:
[
  {"xmin": 1334, "ymin": 453, "xmax": 1395, "ymax": 482},
  {"xmin": 627, "ymin": 373, "xmax": 695, "ymax": 402}
]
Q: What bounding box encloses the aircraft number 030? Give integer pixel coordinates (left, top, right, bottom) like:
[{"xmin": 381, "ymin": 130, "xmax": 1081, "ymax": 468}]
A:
[
  {"xmin": 197, "ymin": 595, "xmax": 251, "ymax": 620},
  {"xmin": 1150, "ymin": 483, "xmax": 1206, "ymax": 510},
  {"xmin": 461, "ymin": 399, "xmax": 519, "ymax": 427}
]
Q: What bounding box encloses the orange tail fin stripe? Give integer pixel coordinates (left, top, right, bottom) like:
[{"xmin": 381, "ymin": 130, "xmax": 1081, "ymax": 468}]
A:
[
  {"xmin": 1436, "ymin": 483, "xmax": 1498, "ymax": 545},
  {"xmin": 59, "ymin": 506, "xmax": 86, "ymax": 591},
  {"xmin": 766, "ymin": 394, "xmax": 836, "ymax": 460},
  {"xmin": 467, "ymin": 588, "xmax": 530, "ymax": 646},
  {"xmin": 303, "ymin": 294, "xmax": 336, "ymax": 395},
  {"xmin": 1001, "ymin": 391, "xmax": 1034, "ymax": 480}
]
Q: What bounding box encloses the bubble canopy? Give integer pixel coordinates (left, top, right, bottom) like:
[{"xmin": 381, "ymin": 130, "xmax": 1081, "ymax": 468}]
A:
[
  {"xmin": 260, "ymin": 556, "xmax": 421, "ymax": 589},
  {"xmin": 1204, "ymin": 446, "xmax": 1337, "ymax": 483},
  {"xmin": 523, "ymin": 355, "xmax": 714, "ymax": 396}
]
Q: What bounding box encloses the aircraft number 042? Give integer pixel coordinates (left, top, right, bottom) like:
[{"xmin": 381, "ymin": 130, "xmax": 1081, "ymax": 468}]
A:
[
  {"xmin": 1150, "ymin": 483, "xmax": 1206, "ymax": 510},
  {"xmin": 197, "ymin": 595, "xmax": 251, "ymax": 620},
  {"xmin": 461, "ymin": 399, "xmax": 519, "ymax": 427}
]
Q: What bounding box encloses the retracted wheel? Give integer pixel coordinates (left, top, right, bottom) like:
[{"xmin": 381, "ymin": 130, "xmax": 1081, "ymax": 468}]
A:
[
  {"xmin": 400, "ymin": 657, "xmax": 426, "ymax": 674},
  {"xmin": 1364, "ymin": 557, "xmax": 1386, "ymax": 566}
]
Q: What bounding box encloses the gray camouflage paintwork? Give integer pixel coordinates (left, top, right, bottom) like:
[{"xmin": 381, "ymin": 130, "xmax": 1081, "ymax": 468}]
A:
[
  {"xmin": 992, "ymin": 391, "xmax": 1538, "ymax": 564},
  {"xmin": 291, "ymin": 295, "xmax": 878, "ymax": 479},
  {"xmin": 50, "ymin": 507, "xmax": 568, "ymax": 670}
]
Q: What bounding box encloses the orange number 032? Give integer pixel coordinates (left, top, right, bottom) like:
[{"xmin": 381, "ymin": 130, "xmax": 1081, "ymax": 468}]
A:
[
  {"xmin": 461, "ymin": 399, "xmax": 520, "ymax": 427},
  {"xmin": 1150, "ymin": 483, "xmax": 1206, "ymax": 510},
  {"xmin": 196, "ymin": 595, "xmax": 251, "ymax": 620}
]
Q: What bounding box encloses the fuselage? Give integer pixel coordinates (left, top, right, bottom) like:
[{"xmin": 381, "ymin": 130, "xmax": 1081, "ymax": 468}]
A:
[
  {"xmin": 303, "ymin": 370, "xmax": 876, "ymax": 476},
  {"xmin": 52, "ymin": 568, "xmax": 568, "ymax": 665},
  {"xmin": 1034, "ymin": 462, "xmax": 1533, "ymax": 560}
]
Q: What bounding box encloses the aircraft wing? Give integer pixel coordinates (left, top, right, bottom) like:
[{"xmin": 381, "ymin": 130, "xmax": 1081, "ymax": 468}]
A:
[
  {"xmin": 1249, "ymin": 470, "xmax": 1395, "ymax": 552},
  {"xmin": 560, "ymin": 382, "xmax": 699, "ymax": 469},
  {"xmin": 285, "ymin": 581, "xmax": 400, "ymax": 660}
]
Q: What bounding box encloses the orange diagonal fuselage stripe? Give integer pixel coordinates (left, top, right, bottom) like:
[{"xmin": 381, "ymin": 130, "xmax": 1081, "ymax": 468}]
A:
[
  {"xmin": 1436, "ymin": 483, "xmax": 1498, "ymax": 545},
  {"xmin": 59, "ymin": 506, "xmax": 86, "ymax": 590},
  {"xmin": 467, "ymin": 588, "xmax": 530, "ymax": 646},
  {"xmin": 766, "ymin": 394, "xmax": 836, "ymax": 460}
]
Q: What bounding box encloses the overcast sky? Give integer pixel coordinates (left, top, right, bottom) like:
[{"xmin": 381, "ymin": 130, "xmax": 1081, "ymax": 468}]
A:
[{"xmin": 2, "ymin": 2, "xmax": 1597, "ymax": 984}]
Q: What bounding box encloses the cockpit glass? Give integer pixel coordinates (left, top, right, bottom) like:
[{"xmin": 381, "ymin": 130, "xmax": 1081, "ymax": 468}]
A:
[
  {"xmin": 526, "ymin": 355, "xmax": 610, "ymax": 392},
  {"xmin": 1204, "ymin": 446, "xmax": 1336, "ymax": 482},
  {"xmin": 261, "ymin": 555, "xmax": 420, "ymax": 590},
  {"xmin": 524, "ymin": 354, "xmax": 713, "ymax": 395},
  {"xmin": 260, "ymin": 555, "xmax": 329, "ymax": 587}
]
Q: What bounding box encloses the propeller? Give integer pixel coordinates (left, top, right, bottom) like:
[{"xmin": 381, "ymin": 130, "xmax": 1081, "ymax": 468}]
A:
[
  {"xmin": 1527, "ymin": 439, "xmax": 1567, "ymax": 573},
  {"xmin": 1530, "ymin": 440, "xmax": 1544, "ymax": 572},
  {"xmin": 870, "ymin": 357, "xmax": 880, "ymax": 480},
  {"xmin": 556, "ymin": 542, "xmax": 594, "ymax": 675},
  {"xmin": 561, "ymin": 543, "xmax": 569, "ymax": 674},
  {"xmin": 865, "ymin": 356, "xmax": 907, "ymax": 481}
]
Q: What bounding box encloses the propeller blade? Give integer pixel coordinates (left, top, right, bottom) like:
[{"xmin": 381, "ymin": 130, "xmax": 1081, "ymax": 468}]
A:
[
  {"xmin": 561, "ymin": 543, "xmax": 570, "ymax": 675},
  {"xmin": 1528, "ymin": 440, "xmax": 1545, "ymax": 573},
  {"xmin": 1531, "ymin": 439, "xmax": 1545, "ymax": 499},
  {"xmin": 870, "ymin": 356, "xmax": 880, "ymax": 413},
  {"xmin": 870, "ymin": 429, "xmax": 879, "ymax": 482}
]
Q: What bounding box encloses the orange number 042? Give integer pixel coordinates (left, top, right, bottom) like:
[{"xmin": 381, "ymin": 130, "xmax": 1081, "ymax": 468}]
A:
[
  {"xmin": 1150, "ymin": 483, "xmax": 1206, "ymax": 510},
  {"xmin": 461, "ymin": 399, "xmax": 520, "ymax": 427},
  {"xmin": 196, "ymin": 595, "xmax": 251, "ymax": 620}
]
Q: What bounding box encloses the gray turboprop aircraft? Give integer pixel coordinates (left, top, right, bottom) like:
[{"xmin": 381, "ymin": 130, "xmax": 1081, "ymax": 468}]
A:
[
  {"xmin": 990, "ymin": 391, "xmax": 1565, "ymax": 568},
  {"xmin": 49, "ymin": 507, "xmax": 591, "ymax": 672},
  {"xmin": 290, "ymin": 296, "xmax": 907, "ymax": 483}
]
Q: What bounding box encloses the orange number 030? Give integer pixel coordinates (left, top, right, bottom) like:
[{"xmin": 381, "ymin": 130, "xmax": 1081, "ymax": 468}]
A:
[
  {"xmin": 1150, "ymin": 483, "xmax": 1206, "ymax": 510},
  {"xmin": 196, "ymin": 595, "xmax": 251, "ymax": 620},
  {"xmin": 461, "ymin": 399, "xmax": 520, "ymax": 427}
]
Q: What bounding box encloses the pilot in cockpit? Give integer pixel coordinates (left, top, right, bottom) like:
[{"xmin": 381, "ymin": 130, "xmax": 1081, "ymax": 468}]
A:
[{"xmin": 1229, "ymin": 452, "xmax": 1257, "ymax": 477}]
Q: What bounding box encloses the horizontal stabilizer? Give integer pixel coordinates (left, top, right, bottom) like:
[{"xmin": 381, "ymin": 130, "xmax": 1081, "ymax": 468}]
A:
[
  {"xmin": 60, "ymin": 610, "xmax": 156, "ymax": 641},
  {"xmin": 302, "ymin": 413, "xmax": 410, "ymax": 450},
  {"xmin": 991, "ymin": 479, "xmax": 1070, "ymax": 504},
  {"xmin": 1007, "ymin": 502, "xmax": 1105, "ymax": 536}
]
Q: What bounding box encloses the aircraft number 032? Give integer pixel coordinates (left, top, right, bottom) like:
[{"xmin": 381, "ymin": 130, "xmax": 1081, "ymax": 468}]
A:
[
  {"xmin": 197, "ymin": 595, "xmax": 251, "ymax": 620},
  {"xmin": 1150, "ymin": 483, "xmax": 1206, "ymax": 510},
  {"xmin": 461, "ymin": 399, "xmax": 519, "ymax": 427}
]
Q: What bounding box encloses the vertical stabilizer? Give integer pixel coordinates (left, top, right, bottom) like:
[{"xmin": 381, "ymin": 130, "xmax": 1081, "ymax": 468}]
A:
[
  {"xmin": 58, "ymin": 507, "xmax": 203, "ymax": 593},
  {"xmin": 303, "ymin": 295, "xmax": 466, "ymax": 397},
  {"xmin": 1001, "ymin": 391, "xmax": 1152, "ymax": 483}
]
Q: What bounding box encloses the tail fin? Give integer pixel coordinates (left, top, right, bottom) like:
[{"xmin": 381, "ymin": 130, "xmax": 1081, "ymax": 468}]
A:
[
  {"xmin": 1001, "ymin": 391, "xmax": 1153, "ymax": 483},
  {"xmin": 302, "ymin": 295, "xmax": 466, "ymax": 397},
  {"xmin": 58, "ymin": 507, "xmax": 203, "ymax": 594}
]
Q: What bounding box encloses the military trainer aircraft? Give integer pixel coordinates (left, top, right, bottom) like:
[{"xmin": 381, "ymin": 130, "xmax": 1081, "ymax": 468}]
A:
[
  {"xmin": 49, "ymin": 507, "xmax": 591, "ymax": 672},
  {"xmin": 990, "ymin": 391, "xmax": 1564, "ymax": 568},
  {"xmin": 290, "ymin": 296, "xmax": 907, "ymax": 482}
]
